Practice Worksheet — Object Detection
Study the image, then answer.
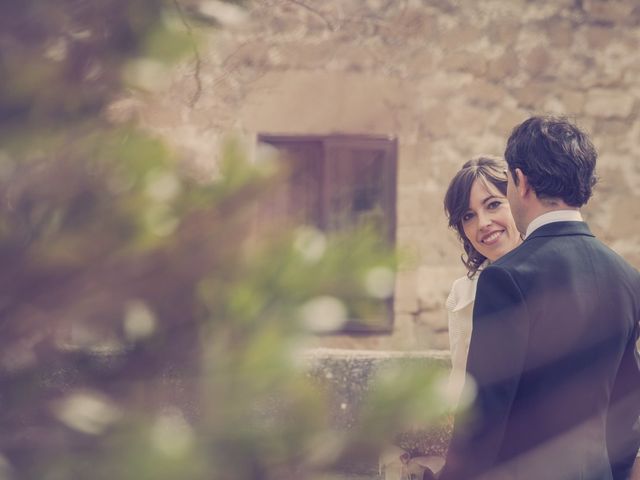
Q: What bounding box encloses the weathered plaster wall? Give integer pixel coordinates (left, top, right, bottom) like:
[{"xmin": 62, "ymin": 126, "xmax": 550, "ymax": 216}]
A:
[{"xmin": 131, "ymin": 0, "xmax": 640, "ymax": 350}]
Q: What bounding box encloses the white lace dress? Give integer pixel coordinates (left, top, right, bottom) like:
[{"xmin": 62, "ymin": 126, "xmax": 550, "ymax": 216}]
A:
[{"xmin": 445, "ymin": 271, "xmax": 479, "ymax": 408}]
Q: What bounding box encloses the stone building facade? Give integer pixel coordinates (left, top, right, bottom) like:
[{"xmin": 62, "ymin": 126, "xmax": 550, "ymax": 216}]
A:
[{"xmin": 127, "ymin": 0, "xmax": 640, "ymax": 351}]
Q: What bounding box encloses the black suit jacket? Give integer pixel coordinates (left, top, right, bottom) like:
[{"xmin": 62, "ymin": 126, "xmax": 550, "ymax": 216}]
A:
[{"xmin": 440, "ymin": 222, "xmax": 640, "ymax": 480}]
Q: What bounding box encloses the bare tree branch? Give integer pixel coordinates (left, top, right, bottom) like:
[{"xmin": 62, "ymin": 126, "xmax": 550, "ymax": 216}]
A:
[
  {"xmin": 285, "ymin": 0, "xmax": 337, "ymax": 31},
  {"xmin": 173, "ymin": 0, "xmax": 203, "ymax": 107}
]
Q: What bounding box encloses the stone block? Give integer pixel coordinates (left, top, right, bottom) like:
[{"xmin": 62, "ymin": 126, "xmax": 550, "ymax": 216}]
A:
[
  {"xmin": 396, "ymin": 187, "xmax": 424, "ymax": 227},
  {"xmin": 492, "ymin": 107, "xmax": 529, "ymax": 138},
  {"xmin": 594, "ymin": 165, "xmax": 630, "ymax": 197},
  {"xmin": 415, "ymin": 307, "xmax": 449, "ymax": 334},
  {"xmin": 609, "ymin": 237, "xmax": 640, "ymax": 270},
  {"xmin": 419, "ymin": 72, "xmax": 470, "ymax": 103},
  {"xmin": 387, "ymin": 314, "xmax": 422, "ymax": 351},
  {"xmin": 413, "ymin": 189, "xmax": 450, "ymax": 227},
  {"xmin": 522, "ymin": 45, "xmax": 552, "ymax": 78},
  {"xmin": 240, "ymin": 70, "xmax": 415, "ymax": 135},
  {"xmin": 465, "ymin": 79, "xmax": 505, "ymax": 108},
  {"xmin": 512, "ymin": 82, "xmax": 553, "ymax": 109},
  {"xmin": 417, "ymin": 265, "xmax": 463, "ymax": 311},
  {"xmin": 440, "ymin": 24, "xmax": 484, "ymax": 51},
  {"xmin": 415, "ymin": 319, "xmax": 451, "ymax": 350},
  {"xmin": 389, "ymin": 8, "xmax": 440, "ymax": 41},
  {"xmin": 396, "ymin": 225, "xmax": 427, "ymax": 263},
  {"xmin": 393, "ymin": 269, "xmax": 418, "ymax": 314},
  {"xmin": 410, "ymin": 49, "xmax": 438, "ymax": 78},
  {"xmin": 585, "ymin": 89, "xmax": 635, "ymax": 119},
  {"xmin": 559, "ymin": 90, "xmax": 586, "ymax": 115},
  {"xmin": 609, "ymin": 194, "xmax": 640, "ymax": 239},
  {"xmin": 451, "ymin": 103, "xmax": 493, "ymax": 136},
  {"xmin": 396, "ymin": 142, "xmax": 432, "ymax": 189},
  {"xmin": 553, "ymin": 55, "xmax": 591, "ymax": 88},
  {"xmin": 420, "ymin": 104, "xmax": 453, "ymax": 140},
  {"xmin": 488, "ymin": 15, "xmax": 521, "ymax": 45},
  {"xmin": 585, "ymin": 26, "xmax": 616, "ymax": 50},
  {"xmin": 417, "ymin": 227, "xmax": 464, "ymax": 266},
  {"xmin": 487, "ymin": 49, "xmax": 520, "ymax": 82},
  {"xmin": 581, "ymin": 0, "xmax": 638, "ymax": 25},
  {"xmin": 441, "ymin": 51, "xmax": 488, "ymax": 77},
  {"xmin": 523, "ymin": 0, "xmax": 574, "ymax": 21},
  {"xmin": 594, "ymin": 119, "xmax": 629, "ymax": 136},
  {"xmin": 545, "ymin": 18, "xmax": 574, "ymax": 49},
  {"xmin": 307, "ymin": 333, "xmax": 388, "ymax": 351}
]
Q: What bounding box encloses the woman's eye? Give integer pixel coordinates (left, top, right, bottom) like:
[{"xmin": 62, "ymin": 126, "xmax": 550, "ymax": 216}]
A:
[
  {"xmin": 488, "ymin": 200, "xmax": 502, "ymax": 209},
  {"xmin": 462, "ymin": 213, "xmax": 474, "ymax": 222}
]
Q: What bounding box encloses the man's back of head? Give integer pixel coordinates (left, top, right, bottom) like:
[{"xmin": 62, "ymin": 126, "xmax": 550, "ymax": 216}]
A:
[{"xmin": 504, "ymin": 116, "xmax": 598, "ymax": 208}]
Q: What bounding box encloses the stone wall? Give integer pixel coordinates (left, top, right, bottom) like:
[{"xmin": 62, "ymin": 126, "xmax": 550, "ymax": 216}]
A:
[{"xmin": 127, "ymin": 0, "xmax": 640, "ymax": 351}]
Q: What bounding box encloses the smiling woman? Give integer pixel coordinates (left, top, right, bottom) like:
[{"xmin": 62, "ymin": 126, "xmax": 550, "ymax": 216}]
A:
[
  {"xmin": 441, "ymin": 156, "xmax": 522, "ymax": 411},
  {"xmin": 444, "ymin": 156, "xmax": 521, "ymax": 277},
  {"xmin": 461, "ymin": 175, "xmax": 521, "ymax": 263}
]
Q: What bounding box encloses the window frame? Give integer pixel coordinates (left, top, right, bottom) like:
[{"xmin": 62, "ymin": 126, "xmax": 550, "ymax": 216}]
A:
[{"xmin": 256, "ymin": 133, "xmax": 397, "ymax": 333}]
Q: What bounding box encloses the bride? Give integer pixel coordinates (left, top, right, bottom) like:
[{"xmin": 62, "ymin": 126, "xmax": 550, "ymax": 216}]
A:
[{"xmin": 443, "ymin": 155, "xmax": 522, "ymax": 406}]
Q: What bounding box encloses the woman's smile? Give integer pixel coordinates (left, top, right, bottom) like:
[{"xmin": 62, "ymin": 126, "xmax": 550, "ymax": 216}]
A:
[
  {"xmin": 462, "ymin": 179, "xmax": 521, "ymax": 262},
  {"xmin": 480, "ymin": 229, "xmax": 504, "ymax": 245}
]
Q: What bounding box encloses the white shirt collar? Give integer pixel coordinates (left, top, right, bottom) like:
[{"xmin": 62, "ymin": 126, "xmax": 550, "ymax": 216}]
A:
[{"xmin": 525, "ymin": 210, "xmax": 583, "ymax": 239}]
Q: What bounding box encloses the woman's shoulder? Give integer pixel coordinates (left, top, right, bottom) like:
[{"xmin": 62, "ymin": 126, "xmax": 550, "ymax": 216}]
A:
[{"xmin": 446, "ymin": 273, "xmax": 480, "ymax": 313}]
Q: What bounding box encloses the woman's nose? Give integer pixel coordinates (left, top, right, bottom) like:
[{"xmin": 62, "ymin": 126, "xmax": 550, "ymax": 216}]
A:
[{"xmin": 477, "ymin": 211, "xmax": 492, "ymax": 228}]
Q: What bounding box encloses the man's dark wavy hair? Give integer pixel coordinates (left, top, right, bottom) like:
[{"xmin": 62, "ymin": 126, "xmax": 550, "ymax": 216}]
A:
[{"xmin": 504, "ymin": 116, "xmax": 598, "ymax": 207}]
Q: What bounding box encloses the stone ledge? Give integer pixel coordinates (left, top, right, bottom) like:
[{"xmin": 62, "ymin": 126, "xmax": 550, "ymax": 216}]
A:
[
  {"xmin": 303, "ymin": 347, "xmax": 450, "ymax": 360},
  {"xmin": 302, "ymin": 348, "xmax": 453, "ymax": 476}
]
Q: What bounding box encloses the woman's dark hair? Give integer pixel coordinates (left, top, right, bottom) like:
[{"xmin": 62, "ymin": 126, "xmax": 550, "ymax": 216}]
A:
[
  {"xmin": 444, "ymin": 155, "xmax": 508, "ymax": 278},
  {"xmin": 504, "ymin": 116, "xmax": 597, "ymax": 207}
]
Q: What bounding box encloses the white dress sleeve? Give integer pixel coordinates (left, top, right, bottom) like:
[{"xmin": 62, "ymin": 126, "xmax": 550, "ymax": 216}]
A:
[{"xmin": 445, "ymin": 275, "xmax": 478, "ymax": 408}]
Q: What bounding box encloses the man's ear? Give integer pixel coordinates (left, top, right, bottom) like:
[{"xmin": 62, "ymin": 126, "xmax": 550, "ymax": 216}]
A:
[{"xmin": 514, "ymin": 168, "xmax": 532, "ymax": 198}]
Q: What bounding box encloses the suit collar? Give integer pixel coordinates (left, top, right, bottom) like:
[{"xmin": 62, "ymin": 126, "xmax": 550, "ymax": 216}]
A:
[
  {"xmin": 525, "ymin": 221, "xmax": 594, "ymax": 241},
  {"xmin": 525, "ymin": 210, "xmax": 583, "ymax": 238}
]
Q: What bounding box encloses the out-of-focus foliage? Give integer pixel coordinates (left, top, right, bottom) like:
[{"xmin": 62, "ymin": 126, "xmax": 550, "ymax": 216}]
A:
[
  {"xmin": 0, "ymin": 1, "xmax": 447, "ymax": 479},
  {"xmin": 2, "ymin": 1, "xmax": 144, "ymax": 121}
]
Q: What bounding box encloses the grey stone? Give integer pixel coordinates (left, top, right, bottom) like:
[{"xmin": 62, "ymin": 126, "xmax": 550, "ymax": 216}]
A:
[{"xmin": 585, "ymin": 89, "xmax": 635, "ymax": 118}]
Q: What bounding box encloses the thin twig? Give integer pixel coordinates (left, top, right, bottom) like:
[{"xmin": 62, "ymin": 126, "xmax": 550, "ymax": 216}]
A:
[
  {"xmin": 286, "ymin": 0, "xmax": 337, "ymax": 31},
  {"xmin": 173, "ymin": 0, "xmax": 203, "ymax": 107}
]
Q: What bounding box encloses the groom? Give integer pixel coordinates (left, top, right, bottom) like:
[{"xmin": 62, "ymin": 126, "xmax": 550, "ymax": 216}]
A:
[{"xmin": 439, "ymin": 116, "xmax": 640, "ymax": 480}]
